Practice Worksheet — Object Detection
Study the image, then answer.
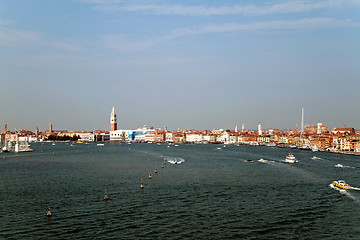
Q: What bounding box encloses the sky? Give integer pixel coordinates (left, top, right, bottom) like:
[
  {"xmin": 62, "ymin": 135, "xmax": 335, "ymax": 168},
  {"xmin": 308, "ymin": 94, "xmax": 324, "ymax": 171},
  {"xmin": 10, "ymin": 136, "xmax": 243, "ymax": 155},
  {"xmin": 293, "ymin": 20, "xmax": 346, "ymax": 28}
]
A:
[{"xmin": 0, "ymin": 0, "xmax": 359, "ymax": 132}]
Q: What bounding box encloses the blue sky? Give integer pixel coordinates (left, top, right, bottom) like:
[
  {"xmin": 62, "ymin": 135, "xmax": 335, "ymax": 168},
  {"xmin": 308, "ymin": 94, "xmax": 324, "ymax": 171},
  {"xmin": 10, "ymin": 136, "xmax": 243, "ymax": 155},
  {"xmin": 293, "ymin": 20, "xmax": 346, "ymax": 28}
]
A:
[{"xmin": 1, "ymin": 0, "xmax": 359, "ymax": 131}]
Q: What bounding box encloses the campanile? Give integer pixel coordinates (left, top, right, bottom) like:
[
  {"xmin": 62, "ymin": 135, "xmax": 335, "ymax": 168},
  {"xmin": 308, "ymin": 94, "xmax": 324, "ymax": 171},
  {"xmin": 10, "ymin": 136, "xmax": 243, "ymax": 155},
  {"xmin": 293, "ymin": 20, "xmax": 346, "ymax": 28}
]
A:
[{"xmin": 110, "ymin": 106, "xmax": 117, "ymax": 131}]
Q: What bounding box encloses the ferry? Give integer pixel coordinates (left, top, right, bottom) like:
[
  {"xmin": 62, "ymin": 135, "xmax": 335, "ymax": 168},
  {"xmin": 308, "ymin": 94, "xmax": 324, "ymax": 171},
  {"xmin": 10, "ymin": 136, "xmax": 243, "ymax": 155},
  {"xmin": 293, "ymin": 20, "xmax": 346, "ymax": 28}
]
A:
[
  {"xmin": 284, "ymin": 153, "xmax": 297, "ymax": 163},
  {"xmin": 332, "ymin": 180, "xmax": 350, "ymax": 190}
]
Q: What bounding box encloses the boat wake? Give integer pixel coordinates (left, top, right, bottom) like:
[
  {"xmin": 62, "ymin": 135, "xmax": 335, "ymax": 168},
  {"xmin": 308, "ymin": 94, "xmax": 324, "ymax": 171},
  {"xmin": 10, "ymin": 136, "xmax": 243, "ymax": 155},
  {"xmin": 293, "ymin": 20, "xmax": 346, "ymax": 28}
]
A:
[
  {"xmin": 167, "ymin": 157, "xmax": 185, "ymax": 165},
  {"xmin": 258, "ymin": 159, "xmax": 277, "ymax": 165},
  {"xmin": 334, "ymin": 164, "xmax": 355, "ymax": 169}
]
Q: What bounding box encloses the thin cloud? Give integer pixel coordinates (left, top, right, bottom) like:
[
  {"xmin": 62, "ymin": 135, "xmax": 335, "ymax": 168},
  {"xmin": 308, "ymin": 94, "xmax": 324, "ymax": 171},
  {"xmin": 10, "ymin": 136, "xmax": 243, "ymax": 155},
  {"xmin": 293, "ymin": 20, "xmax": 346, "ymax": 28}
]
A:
[
  {"xmin": 0, "ymin": 29, "xmax": 82, "ymax": 51},
  {"xmin": 0, "ymin": 19, "xmax": 16, "ymax": 25},
  {"xmin": 103, "ymin": 18, "xmax": 349, "ymax": 52},
  {"xmin": 94, "ymin": 1, "xmax": 344, "ymax": 16}
]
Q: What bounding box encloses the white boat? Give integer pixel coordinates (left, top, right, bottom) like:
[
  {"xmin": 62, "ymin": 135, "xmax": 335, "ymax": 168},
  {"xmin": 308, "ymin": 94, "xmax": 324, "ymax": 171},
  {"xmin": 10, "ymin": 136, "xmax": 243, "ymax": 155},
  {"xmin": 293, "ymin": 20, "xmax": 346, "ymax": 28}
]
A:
[
  {"xmin": 284, "ymin": 153, "xmax": 297, "ymax": 163},
  {"xmin": 97, "ymin": 143, "xmax": 104, "ymax": 146},
  {"xmin": 299, "ymin": 145, "xmax": 310, "ymax": 150},
  {"xmin": 311, "ymin": 156, "xmax": 321, "ymax": 160},
  {"xmin": 266, "ymin": 143, "xmax": 276, "ymax": 147},
  {"xmin": 335, "ymin": 163, "xmax": 344, "ymax": 168}
]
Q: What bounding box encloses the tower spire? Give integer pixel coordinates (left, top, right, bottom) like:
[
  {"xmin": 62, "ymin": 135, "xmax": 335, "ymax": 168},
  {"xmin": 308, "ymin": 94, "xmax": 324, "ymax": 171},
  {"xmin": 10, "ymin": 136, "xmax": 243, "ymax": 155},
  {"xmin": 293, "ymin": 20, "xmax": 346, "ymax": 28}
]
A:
[{"xmin": 110, "ymin": 106, "xmax": 117, "ymax": 131}]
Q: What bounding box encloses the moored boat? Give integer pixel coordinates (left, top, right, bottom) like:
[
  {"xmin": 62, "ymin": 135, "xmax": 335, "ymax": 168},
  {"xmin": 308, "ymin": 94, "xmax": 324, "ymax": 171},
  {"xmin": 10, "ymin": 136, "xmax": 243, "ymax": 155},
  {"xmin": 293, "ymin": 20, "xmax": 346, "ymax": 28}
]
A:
[{"xmin": 332, "ymin": 180, "xmax": 350, "ymax": 189}]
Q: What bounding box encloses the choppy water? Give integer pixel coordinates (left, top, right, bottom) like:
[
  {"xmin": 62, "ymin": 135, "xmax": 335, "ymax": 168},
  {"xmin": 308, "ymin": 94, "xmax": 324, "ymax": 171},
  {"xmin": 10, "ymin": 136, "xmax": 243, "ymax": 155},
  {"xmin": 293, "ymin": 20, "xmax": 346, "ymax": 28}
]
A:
[{"xmin": 1, "ymin": 143, "xmax": 360, "ymax": 239}]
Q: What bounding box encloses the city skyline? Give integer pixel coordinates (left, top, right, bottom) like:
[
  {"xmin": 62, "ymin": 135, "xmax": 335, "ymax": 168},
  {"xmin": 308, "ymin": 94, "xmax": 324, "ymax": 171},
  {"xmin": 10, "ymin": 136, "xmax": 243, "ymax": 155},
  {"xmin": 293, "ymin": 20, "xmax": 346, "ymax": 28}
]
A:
[
  {"xmin": 1, "ymin": 1, "xmax": 360, "ymax": 131},
  {"xmin": 1, "ymin": 106, "xmax": 358, "ymax": 133}
]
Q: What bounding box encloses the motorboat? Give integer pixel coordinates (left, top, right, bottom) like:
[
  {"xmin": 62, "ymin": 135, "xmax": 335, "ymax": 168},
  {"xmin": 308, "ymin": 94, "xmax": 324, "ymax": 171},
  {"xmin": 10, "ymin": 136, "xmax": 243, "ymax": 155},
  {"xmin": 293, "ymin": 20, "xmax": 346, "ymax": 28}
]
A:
[
  {"xmin": 97, "ymin": 143, "xmax": 104, "ymax": 146},
  {"xmin": 245, "ymin": 159, "xmax": 253, "ymax": 162},
  {"xmin": 311, "ymin": 156, "xmax": 321, "ymax": 160},
  {"xmin": 258, "ymin": 158, "xmax": 267, "ymax": 163},
  {"xmin": 284, "ymin": 153, "xmax": 297, "ymax": 163},
  {"xmin": 335, "ymin": 163, "xmax": 344, "ymax": 168},
  {"xmin": 332, "ymin": 180, "xmax": 350, "ymax": 189}
]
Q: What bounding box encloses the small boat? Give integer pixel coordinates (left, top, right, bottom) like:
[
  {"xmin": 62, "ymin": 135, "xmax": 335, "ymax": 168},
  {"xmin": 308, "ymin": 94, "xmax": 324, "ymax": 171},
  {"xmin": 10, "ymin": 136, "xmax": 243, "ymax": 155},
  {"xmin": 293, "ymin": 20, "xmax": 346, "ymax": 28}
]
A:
[
  {"xmin": 216, "ymin": 147, "xmax": 222, "ymax": 150},
  {"xmin": 148, "ymin": 173, "xmax": 152, "ymax": 179},
  {"xmin": 161, "ymin": 164, "xmax": 164, "ymax": 168},
  {"xmin": 97, "ymin": 143, "xmax": 104, "ymax": 146},
  {"xmin": 258, "ymin": 158, "xmax": 267, "ymax": 163},
  {"xmin": 155, "ymin": 168, "xmax": 157, "ymax": 174},
  {"xmin": 284, "ymin": 153, "xmax": 297, "ymax": 163},
  {"xmin": 332, "ymin": 180, "xmax": 350, "ymax": 189},
  {"xmin": 52, "ymin": 142, "xmax": 56, "ymax": 146},
  {"xmin": 311, "ymin": 156, "xmax": 320, "ymax": 160},
  {"xmin": 140, "ymin": 182, "xmax": 144, "ymax": 190},
  {"xmin": 46, "ymin": 207, "xmax": 52, "ymax": 217},
  {"xmin": 335, "ymin": 163, "xmax": 344, "ymax": 168},
  {"xmin": 246, "ymin": 159, "xmax": 253, "ymax": 162}
]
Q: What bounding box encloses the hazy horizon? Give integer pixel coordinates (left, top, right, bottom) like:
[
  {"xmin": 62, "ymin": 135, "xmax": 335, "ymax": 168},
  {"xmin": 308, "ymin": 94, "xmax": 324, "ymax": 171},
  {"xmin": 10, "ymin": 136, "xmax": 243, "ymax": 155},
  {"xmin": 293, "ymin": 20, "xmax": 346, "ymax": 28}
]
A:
[{"xmin": 1, "ymin": 0, "xmax": 359, "ymax": 131}]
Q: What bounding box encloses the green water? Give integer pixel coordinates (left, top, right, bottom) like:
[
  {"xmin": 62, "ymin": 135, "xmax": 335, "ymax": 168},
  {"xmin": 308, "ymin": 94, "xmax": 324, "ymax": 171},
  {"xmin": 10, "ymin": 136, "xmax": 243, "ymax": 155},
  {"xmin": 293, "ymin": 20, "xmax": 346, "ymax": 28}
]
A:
[{"xmin": 1, "ymin": 143, "xmax": 360, "ymax": 239}]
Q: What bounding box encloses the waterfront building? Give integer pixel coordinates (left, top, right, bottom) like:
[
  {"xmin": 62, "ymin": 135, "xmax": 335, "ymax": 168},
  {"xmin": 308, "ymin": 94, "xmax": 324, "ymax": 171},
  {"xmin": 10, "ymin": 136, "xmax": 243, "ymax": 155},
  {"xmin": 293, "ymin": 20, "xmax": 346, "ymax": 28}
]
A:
[
  {"xmin": 165, "ymin": 132, "xmax": 174, "ymax": 142},
  {"xmin": 110, "ymin": 130, "xmax": 129, "ymax": 142},
  {"xmin": 186, "ymin": 132, "xmax": 203, "ymax": 143},
  {"xmin": 332, "ymin": 126, "xmax": 355, "ymax": 135},
  {"xmin": 202, "ymin": 133, "xmax": 216, "ymax": 144}
]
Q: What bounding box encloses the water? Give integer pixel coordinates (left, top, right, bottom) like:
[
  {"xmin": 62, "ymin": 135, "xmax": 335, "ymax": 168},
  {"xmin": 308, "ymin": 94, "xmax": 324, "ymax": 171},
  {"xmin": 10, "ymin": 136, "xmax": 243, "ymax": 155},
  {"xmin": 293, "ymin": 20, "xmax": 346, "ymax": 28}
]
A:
[{"xmin": 1, "ymin": 143, "xmax": 360, "ymax": 239}]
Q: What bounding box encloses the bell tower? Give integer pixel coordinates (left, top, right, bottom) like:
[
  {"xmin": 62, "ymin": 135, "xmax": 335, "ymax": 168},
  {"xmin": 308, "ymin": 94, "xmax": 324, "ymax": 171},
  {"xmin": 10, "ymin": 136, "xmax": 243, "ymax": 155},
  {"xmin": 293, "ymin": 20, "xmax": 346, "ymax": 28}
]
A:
[{"xmin": 110, "ymin": 106, "xmax": 117, "ymax": 131}]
